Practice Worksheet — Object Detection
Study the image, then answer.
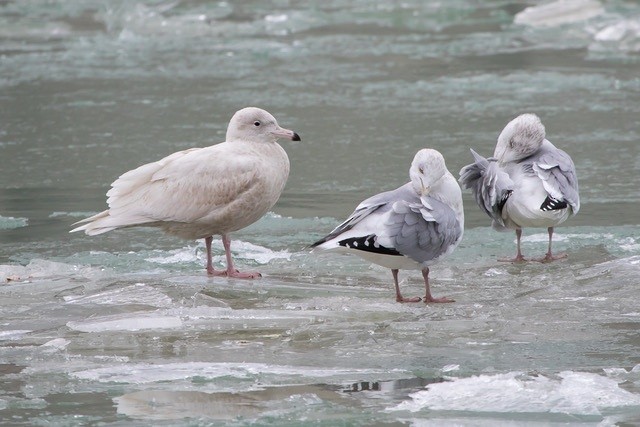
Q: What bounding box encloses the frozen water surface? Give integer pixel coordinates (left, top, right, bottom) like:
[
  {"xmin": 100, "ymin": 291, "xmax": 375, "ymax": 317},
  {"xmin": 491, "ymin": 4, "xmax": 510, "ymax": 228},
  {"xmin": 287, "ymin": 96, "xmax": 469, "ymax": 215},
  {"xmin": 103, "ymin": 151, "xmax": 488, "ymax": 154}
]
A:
[{"xmin": 1, "ymin": 0, "xmax": 640, "ymax": 425}]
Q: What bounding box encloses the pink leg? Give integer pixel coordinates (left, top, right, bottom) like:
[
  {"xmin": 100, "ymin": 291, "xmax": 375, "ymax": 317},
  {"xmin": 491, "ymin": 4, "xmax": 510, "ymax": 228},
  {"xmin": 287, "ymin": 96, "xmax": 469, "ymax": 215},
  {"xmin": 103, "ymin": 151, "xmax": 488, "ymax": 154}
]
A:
[
  {"xmin": 205, "ymin": 236, "xmax": 226, "ymax": 276},
  {"xmin": 392, "ymin": 269, "xmax": 421, "ymax": 303},
  {"xmin": 538, "ymin": 227, "xmax": 567, "ymax": 262},
  {"xmin": 391, "ymin": 268, "xmax": 422, "ymax": 302},
  {"xmin": 205, "ymin": 235, "xmax": 261, "ymax": 278},
  {"xmin": 499, "ymin": 228, "xmax": 526, "ymax": 263},
  {"xmin": 221, "ymin": 234, "xmax": 261, "ymax": 279},
  {"xmin": 422, "ymin": 268, "xmax": 454, "ymax": 304}
]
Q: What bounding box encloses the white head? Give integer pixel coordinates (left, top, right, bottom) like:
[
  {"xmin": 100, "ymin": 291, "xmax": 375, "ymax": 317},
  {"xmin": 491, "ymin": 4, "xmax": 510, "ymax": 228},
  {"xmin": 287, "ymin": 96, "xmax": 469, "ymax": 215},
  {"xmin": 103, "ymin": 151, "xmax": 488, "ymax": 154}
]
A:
[
  {"xmin": 226, "ymin": 107, "xmax": 301, "ymax": 144},
  {"xmin": 493, "ymin": 113, "xmax": 545, "ymax": 164},
  {"xmin": 409, "ymin": 148, "xmax": 448, "ymax": 196}
]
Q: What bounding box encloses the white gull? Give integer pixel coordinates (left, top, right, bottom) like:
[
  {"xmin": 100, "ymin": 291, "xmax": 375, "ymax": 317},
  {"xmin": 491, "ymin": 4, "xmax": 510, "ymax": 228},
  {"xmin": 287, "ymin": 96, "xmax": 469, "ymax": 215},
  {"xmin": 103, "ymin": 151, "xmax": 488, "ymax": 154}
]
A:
[
  {"xmin": 459, "ymin": 113, "xmax": 579, "ymax": 262},
  {"xmin": 71, "ymin": 107, "xmax": 301, "ymax": 278},
  {"xmin": 312, "ymin": 149, "xmax": 464, "ymax": 303}
]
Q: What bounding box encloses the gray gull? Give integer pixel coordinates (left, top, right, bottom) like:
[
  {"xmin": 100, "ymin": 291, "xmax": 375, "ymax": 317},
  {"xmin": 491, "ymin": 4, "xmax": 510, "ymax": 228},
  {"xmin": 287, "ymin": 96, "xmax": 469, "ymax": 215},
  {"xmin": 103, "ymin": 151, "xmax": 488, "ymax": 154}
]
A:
[
  {"xmin": 311, "ymin": 149, "xmax": 464, "ymax": 303},
  {"xmin": 459, "ymin": 113, "xmax": 579, "ymax": 262},
  {"xmin": 71, "ymin": 107, "xmax": 301, "ymax": 278}
]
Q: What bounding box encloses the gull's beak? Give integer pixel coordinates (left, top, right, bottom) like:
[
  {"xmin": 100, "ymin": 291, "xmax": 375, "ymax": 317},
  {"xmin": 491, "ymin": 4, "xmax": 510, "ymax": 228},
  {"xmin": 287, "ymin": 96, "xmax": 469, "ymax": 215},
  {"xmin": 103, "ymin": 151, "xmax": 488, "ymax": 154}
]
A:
[
  {"xmin": 493, "ymin": 146, "xmax": 507, "ymax": 165},
  {"xmin": 419, "ymin": 177, "xmax": 430, "ymax": 196},
  {"xmin": 272, "ymin": 126, "xmax": 301, "ymax": 141}
]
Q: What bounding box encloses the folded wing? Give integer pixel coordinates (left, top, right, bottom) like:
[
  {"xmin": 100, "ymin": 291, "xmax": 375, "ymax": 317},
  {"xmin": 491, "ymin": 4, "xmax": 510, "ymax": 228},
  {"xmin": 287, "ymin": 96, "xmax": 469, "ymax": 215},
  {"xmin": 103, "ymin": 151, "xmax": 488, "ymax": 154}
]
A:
[
  {"xmin": 379, "ymin": 196, "xmax": 462, "ymax": 264},
  {"xmin": 532, "ymin": 147, "xmax": 580, "ymax": 215},
  {"xmin": 72, "ymin": 145, "xmax": 258, "ymax": 235},
  {"xmin": 312, "ymin": 184, "xmax": 462, "ymax": 266}
]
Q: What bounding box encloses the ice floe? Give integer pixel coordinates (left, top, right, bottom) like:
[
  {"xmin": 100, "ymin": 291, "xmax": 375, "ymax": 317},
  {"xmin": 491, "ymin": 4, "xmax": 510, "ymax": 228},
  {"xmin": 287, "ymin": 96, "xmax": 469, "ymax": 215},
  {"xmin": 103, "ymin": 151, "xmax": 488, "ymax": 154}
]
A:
[{"xmin": 390, "ymin": 371, "xmax": 640, "ymax": 415}]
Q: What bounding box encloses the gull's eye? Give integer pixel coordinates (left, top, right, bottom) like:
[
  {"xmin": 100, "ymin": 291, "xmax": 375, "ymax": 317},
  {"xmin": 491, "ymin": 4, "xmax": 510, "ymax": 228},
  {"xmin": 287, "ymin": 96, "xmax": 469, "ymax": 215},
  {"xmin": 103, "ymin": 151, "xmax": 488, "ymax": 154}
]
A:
[
  {"xmin": 418, "ymin": 167, "xmax": 424, "ymax": 174},
  {"xmin": 254, "ymin": 121, "xmax": 261, "ymax": 127}
]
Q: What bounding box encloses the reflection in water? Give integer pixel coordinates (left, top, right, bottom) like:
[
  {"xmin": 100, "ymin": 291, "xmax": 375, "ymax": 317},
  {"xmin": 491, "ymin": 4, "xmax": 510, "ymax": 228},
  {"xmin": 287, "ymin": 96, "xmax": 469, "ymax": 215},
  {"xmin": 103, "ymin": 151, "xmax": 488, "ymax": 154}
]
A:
[
  {"xmin": 116, "ymin": 390, "xmax": 263, "ymax": 421},
  {"xmin": 116, "ymin": 378, "xmax": 446, "ymax": 421},
  {"xmin": 117, "ymin": 384, "xmax": 358, "ymax": 421}
]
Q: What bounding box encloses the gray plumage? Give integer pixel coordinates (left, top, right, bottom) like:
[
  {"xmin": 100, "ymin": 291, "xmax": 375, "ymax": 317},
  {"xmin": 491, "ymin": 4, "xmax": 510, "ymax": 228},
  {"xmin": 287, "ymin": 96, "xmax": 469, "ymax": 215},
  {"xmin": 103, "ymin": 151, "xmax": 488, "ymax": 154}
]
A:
[
  {"xmin": 458, "ymin": 113, "xmax": 579, "ymax": 262},
  {"xmin": 529, "ymin": 143, "xmax": 580, "ymax": 214},
  {"xmin": 312, "ymin": 183, "xmax": 462, "ymax": 266},
  {"xmin": 386, "ymin": 186, "xmax": 462, "ymax": 265},
  {"xmin": 312, "ymin": 149, "xmax": 464, "ymax": 303}
]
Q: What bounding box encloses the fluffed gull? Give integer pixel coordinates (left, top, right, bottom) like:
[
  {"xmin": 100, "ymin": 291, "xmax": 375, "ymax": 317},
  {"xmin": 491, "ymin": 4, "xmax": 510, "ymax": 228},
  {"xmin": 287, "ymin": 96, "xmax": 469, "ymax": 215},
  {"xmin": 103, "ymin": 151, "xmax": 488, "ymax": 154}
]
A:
[
  {"xmin": 71, "ymin": 107, "xmax": 301, "ymax": 278},
  {"xmin": 311, "ymin": 149, "xmax": 464, "ymax": 303},
  {"xmin": 459, "ymin": 113, "xmax": 579, "ymax": 262}
]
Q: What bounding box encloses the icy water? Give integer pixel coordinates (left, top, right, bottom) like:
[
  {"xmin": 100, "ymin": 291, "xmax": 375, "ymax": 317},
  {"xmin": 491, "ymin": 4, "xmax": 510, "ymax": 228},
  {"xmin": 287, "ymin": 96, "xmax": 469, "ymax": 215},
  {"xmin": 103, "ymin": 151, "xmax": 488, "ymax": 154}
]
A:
[{"xmin": 1, "ymin": 0, "xmax": 640, "ymax": 425}]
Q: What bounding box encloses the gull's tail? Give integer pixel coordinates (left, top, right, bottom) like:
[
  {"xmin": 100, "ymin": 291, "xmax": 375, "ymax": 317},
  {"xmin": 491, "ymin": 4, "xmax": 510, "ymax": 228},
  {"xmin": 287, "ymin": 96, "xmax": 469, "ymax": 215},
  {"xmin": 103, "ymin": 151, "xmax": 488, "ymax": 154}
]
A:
[
  {"xmin": 70, "ymin": 210, "xmax": 154, "ymax": 235},
  {"xmin": 459, "ymin": 148, "xmax": 514, "ymax": 229}
]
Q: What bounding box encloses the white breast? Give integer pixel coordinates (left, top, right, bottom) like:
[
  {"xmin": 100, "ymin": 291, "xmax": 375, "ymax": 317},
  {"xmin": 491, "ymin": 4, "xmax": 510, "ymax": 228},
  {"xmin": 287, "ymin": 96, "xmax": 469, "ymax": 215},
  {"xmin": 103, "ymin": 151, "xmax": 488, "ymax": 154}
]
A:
[{"xmin": 503, "ymin": 167, "xmax": 570, "ymax": 229}]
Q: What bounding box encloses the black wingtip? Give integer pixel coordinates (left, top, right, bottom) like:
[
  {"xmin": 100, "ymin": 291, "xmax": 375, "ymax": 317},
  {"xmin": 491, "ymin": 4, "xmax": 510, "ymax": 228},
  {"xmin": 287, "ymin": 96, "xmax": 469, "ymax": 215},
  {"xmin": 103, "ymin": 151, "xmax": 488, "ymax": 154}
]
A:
[
  {"xmin": 540, "ymin": 196, "xmax": 568, "ymax": 212},
  {"xmin": 292, "ymin": 132, "xmax": 301, "ymax": 141},
  {"xmin": 498, "ymin": 190, "xmax": 513, "ymax": 211},
  {"xmin": 338, "ymin": 236, "xmax": 402, "ymax": 256},
  {"xmin": 309, "ymin": 237, "xmax": 325, "ymax": 248}
]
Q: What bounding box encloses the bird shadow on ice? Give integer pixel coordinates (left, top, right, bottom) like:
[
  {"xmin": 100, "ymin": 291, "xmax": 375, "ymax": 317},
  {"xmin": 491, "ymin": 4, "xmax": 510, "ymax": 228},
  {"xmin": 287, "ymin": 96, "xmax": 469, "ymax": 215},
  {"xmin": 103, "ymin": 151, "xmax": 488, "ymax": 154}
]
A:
[{"xmin": 452, "ymin": 242, "xmax": 622, "ymax": 304}]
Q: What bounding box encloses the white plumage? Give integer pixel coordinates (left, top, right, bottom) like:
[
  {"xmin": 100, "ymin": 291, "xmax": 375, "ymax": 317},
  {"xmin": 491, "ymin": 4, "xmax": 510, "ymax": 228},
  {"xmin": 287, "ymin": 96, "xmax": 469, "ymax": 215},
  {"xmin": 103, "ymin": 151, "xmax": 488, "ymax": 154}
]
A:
[
  {"xmin": 71, "ymin": 107, "xmax": 301, "ymax": 278},
  {"xmin": 459, "ymin": 113, "xmax": 579, "ymax": 262},
  {"xmin": 312, "ymin": 149, "xmax": 464, "ymax": 303}
]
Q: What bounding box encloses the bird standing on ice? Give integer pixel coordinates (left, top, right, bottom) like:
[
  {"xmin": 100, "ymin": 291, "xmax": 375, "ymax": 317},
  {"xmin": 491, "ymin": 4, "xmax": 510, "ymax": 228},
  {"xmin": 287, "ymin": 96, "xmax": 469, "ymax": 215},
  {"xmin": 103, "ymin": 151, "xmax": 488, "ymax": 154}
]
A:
[
  {"xmin": 311, "ymin": 149, "xmax": 464, "ymax": 303},
  {"xmin": 71, "ymin": 107, "xmax": 301, "ymax": 278},
  {"xmin": 459, "ymin": 113, "xmax": 579, "ymax": 262}
]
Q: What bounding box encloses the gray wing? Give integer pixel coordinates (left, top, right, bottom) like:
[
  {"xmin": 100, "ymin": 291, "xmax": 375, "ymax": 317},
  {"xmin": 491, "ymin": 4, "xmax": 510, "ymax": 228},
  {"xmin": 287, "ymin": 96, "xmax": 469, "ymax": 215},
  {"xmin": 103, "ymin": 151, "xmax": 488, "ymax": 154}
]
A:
[
  {"xmin": 310, "ymin": 183, "xmax": 414, "ymax": 248},
  {"xmin": 459, "ymin": 148, "xmax": 514, "ymax": 227},
  {"xmin": 380, "ymin": 196, "xmax": 462, "ymax": 264},
  {"xmin": 531, "ymin": 141, "xmax": 580, "ymax": 214}
]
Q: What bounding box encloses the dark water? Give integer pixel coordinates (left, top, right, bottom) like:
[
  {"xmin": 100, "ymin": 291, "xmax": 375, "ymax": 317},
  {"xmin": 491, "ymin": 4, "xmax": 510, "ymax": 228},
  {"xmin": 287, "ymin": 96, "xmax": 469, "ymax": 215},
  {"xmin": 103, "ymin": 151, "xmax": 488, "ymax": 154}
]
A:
[{"xmin": 1, "ymin": 0, "xmax": 640, "ymax": 425}]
